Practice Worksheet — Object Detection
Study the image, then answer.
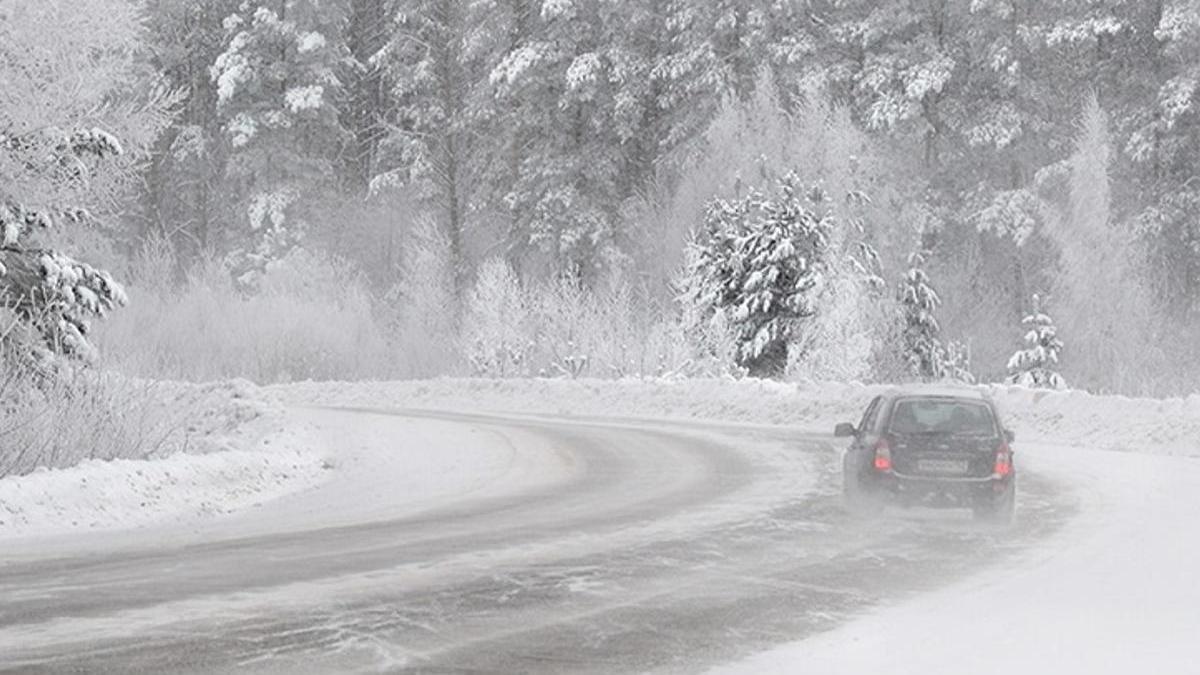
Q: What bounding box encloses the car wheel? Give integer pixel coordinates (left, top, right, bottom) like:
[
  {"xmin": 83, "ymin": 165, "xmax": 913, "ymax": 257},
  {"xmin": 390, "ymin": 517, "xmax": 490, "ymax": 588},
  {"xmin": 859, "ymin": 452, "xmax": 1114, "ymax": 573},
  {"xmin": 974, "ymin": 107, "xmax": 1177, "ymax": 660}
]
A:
[
  {"xmin": 973, "ymin": 484, "xmax": 1015, "ymax": 524},
  {"xmin": 843, "ymin": 466, "xmax": 882, "ymax": 516}
]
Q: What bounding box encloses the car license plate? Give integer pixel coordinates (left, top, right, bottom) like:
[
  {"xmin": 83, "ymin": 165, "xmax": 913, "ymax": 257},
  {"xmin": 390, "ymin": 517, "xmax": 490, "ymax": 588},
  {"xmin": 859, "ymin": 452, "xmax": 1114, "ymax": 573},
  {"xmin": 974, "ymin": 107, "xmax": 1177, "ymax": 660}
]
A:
[{"xmin": 918, "ymin": 459, "xmax": 968, "ymax": 475}]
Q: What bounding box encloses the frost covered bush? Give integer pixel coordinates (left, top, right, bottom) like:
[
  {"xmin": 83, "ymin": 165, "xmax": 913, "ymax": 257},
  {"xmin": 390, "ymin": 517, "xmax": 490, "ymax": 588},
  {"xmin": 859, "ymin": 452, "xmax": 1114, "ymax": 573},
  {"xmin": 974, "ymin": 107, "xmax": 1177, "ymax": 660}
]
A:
[
  {"xmin": 530, "ymin": 280, "xmax": 699, "ymax": 379},
  {"xmin": 97, "ymin": 244, "xmax": 391, "ymax": 383},
  {"xmin": 386, "ymin": 220, "xmax": 461, "ymax": 378},
  {"xmin": 941, "ymin": 340, "xmax": 976, "ymax": 385},
  {"xmin": 0, "ymin": 351, "xmax": 183, "ymax": 477},
  {"xmin": 463, "ymin": 259, "xmax": 531, "ymax": 377},
  {"xmin": 463, "ymin": 258, "xmax": 729, "ymax": 380},
  {"xmin": 787, "ymin": 269, "xmax": 881, "ymax": 383}
]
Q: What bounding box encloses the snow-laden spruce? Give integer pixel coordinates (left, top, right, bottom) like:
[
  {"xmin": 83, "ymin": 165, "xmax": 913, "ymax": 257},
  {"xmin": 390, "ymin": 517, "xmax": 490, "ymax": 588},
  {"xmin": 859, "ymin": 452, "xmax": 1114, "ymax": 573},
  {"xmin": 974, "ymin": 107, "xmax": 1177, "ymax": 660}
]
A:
[
  {"xmin": 211, "ymin": 0, "xmax": 344, "ymax": 287},
  {"xmin": 897, "ymin": 251, "xmax": 943, "ymax": 380},
  {"xmin": 0, "ymin": 128, "xmax": 130, "ymax": 360},
  {"xmin": 1007, "ymin": 295, "xmax": 1066, "ymax": 389},
  {"xmin": 683, "ymin": 174, "xmax": 832, "ymax": 378}
]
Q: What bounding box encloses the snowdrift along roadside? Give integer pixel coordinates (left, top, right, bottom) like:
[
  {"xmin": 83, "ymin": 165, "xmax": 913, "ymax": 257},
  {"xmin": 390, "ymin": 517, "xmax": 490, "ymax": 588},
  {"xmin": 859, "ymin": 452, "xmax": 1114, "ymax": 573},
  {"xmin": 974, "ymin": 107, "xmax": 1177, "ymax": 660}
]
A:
[
  {"xmin": 6, "ymin": 375, "xmax": 1197, "ymax": 543},
  {"xmin": 0, "ymin": 380, "xmax": 328, "ymax": 542},
  {"xmin": 271, "ymin": 378, "xmax": 1200, "ymax": 457}
]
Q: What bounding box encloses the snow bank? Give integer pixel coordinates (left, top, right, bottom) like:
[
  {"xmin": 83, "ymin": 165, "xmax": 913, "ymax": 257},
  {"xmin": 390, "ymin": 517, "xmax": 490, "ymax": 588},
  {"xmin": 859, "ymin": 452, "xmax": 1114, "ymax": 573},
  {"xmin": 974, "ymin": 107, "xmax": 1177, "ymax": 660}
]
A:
[
  {"xmin": 8, "ymin": 375, "xmax": 1195, "ymax": 543},
  {"xmin": 271, "ymin": 378, "xmax": 1200, "ymax": 457},
  {"xmin": 0, "ymin": 433, "xmax": 325, "ymax": 540},
  {"xmin": 0, "ymin": 379, "xmax": 328, "ymax": 543}
]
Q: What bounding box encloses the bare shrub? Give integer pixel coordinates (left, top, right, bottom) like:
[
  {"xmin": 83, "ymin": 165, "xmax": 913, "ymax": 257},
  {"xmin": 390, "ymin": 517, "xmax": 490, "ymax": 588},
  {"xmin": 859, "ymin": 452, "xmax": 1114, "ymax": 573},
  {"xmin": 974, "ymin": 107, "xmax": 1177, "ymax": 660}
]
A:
[
  {"xmin": 463, "ymin": 258, "xmax": 732, "ymax": 379},
  {"xmin": 463, "ymin": 258, "xmax": 532, "ymax": 377},
  {"xmin": 0, "ymin": 352, "xmax": 184, "ymax": 477},
  {"xmin": 386, "ymin": 218, "xmax": 462, "ymax": 378},
  {"xmin": 97, "ymin": 243, "xmax": 392, "ymax": 383}
]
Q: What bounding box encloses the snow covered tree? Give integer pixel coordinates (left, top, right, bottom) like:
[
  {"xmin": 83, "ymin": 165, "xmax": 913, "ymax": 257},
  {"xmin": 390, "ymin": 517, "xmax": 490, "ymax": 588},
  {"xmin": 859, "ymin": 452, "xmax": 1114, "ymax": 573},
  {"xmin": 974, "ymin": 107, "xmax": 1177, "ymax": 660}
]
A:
[
  {"xmin": 941, "ymin": 339, "xmax": 976, "ymax": 384},
  {"xmin": 139, "ymin": 0, "xmax": 242, "ymax": 260},
  {"xmin": 898, "ymin": 251, "xmax": 944, "ymax": 380},
  {"xmin": 483, "ymin": 0, "xmax": 630, "ymax": 279},
  {"xmin": 0, "ymin": 154, "xmax": 129, "ymax": 361},
  {"xmin": 1041, "ymin": 96, "xmax": 1159, "ymax": 390},
  {"xmin": 1007, "ymin": 295, "xmax": 1066, "ymax": 389},
  {"xmin": 1, "ymin": 0, "xmax": 172, "ymax": 360},
  {"xmin": 374, "ymin": 0, "xmax": 493, "ymax": 300},
  {"xmin": 210, "ymin": 0, "xmax": 349, "ymax": 285},
  {"xmin": 340, "ymin": 0, "xmax": 394, "ymax": 189},
  {"xmin": 683, "ymin": 174, "xmax": 831, "ymax": 378}
]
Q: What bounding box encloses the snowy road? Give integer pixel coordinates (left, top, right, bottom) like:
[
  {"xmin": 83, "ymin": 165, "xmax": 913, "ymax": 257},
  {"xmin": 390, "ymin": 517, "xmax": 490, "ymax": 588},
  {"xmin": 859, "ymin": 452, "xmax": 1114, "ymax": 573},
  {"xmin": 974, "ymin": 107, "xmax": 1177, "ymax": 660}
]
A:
[{"xmin": 0, "ymin": 407, "xmax": 1070, "ymax": 673}]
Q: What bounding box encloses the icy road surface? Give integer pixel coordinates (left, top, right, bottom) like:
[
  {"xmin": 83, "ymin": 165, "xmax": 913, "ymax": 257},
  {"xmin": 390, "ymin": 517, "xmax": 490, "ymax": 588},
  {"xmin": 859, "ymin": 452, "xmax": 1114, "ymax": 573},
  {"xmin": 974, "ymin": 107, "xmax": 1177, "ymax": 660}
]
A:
[{"xmin": 0, "ymin": 407, "xmax": 1069, "ymax": 673}]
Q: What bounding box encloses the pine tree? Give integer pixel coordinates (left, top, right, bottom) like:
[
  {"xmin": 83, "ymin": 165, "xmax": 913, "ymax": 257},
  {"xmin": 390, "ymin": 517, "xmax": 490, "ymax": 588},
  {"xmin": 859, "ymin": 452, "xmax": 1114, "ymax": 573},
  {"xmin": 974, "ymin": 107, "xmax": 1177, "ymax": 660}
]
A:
[
  {"xmin": 210, "ymin": 0, "xmax": 349, "ymax": 285},
  {"xmin": 374, "ymin": 0, "xmax": 491, "ymax": 300},
  {"xmin": 1, "ymin": 0, "xmax": 171, "ymax": 360},
  {"xmin": 683, "ymin": 173, "xmax": 831, "ymax": 378},
  {"xmin": 898, "ymin": 251, "xmax": 944, "ymax": 380},
  {"xmin": 140, "ymin": 0, "xmax": 242, "ymax": 260},
  {"xmin": 1007, "ymin": 295, "xmax": 1066, "ymax": 389}
]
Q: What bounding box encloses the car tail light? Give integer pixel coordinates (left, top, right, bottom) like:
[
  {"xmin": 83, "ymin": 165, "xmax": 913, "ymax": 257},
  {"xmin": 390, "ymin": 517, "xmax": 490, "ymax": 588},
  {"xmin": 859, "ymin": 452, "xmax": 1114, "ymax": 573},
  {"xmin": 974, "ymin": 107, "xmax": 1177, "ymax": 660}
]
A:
[
  {"xmin": 994, "ymin": 442, "xmax": 1013, "ymax": 477},
  {"xmin": 873, "ymin": 439, "xmax": 892, "ymax": 472}
]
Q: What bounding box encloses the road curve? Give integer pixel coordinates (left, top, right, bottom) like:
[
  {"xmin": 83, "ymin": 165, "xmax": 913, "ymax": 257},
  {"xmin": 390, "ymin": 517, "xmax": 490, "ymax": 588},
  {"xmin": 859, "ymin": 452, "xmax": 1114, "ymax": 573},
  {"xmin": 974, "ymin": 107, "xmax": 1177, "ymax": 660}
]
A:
[{"xmin": 0, "ymin": 408, "xmax": 1072, "ymax": 673}]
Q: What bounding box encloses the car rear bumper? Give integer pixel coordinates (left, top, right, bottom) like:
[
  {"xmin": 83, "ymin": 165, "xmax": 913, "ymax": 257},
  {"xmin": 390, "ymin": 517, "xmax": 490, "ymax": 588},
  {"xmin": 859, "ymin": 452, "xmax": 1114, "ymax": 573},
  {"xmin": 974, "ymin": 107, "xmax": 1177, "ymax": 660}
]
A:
[{"xmin": 866, "ymin": 470, "xmax": 1013, "ymax": 507}]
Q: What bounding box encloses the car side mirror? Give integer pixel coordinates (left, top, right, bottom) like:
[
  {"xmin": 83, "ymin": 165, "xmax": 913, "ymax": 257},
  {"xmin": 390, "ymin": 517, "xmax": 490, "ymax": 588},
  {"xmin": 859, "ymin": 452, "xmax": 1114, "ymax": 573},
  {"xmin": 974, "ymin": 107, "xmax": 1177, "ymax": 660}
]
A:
[
  {"xmin": 834, "ymin": 422, "xmax": 857, "ymax": 438},
  {"xmin": 1004, "ymin": 429, "xmax": 1016, "ymax": 443}
]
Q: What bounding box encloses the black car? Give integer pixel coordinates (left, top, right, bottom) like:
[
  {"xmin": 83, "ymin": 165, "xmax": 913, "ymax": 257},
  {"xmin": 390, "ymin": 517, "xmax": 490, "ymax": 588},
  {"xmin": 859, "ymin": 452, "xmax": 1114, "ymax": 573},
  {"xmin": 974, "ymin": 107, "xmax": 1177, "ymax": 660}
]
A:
[{"xmin": 836, "ymin": 387, "xmax": 1016, "ymax": 522}]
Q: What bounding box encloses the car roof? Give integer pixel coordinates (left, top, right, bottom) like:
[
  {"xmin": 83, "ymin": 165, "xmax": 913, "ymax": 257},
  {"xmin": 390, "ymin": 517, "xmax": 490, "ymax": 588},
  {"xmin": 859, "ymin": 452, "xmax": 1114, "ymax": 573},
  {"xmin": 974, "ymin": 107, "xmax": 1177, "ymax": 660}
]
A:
[{"xmin": 880, "ymin": 384, "xmax": 991, "ymax": 401}]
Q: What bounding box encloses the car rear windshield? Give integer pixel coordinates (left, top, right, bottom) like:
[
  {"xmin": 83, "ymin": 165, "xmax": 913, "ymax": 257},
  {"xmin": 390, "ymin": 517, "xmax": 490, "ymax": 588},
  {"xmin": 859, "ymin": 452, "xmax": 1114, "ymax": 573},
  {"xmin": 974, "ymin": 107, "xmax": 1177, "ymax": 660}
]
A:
[{"xmin": 888, "ymin": 398, "xmax": 996, "ymax": 436}]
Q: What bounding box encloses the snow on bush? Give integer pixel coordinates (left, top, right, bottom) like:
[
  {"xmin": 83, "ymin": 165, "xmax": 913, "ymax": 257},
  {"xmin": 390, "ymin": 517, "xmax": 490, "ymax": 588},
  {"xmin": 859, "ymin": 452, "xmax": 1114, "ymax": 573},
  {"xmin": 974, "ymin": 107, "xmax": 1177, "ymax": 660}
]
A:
[
  {"xmin": 0, "ymin": 347, "xmax": 272, "ymax": 478},
  {"xmin": 96, "ymin": 243, "xmax": 391, "ymax": 383},
  {"xmin": 463, "ymin": 258, "xmax": 728, "ymax": 380},
  {"xmin": 387, "ymin": 219, "xmax": 460, "ymax": 378},
  {"xmin": 0, "ymin": 376, "xmax": 327, "ymax": 539},
  {"xmin": 463, "ymin": 258, "xmax": 533, "ymax": 377}
]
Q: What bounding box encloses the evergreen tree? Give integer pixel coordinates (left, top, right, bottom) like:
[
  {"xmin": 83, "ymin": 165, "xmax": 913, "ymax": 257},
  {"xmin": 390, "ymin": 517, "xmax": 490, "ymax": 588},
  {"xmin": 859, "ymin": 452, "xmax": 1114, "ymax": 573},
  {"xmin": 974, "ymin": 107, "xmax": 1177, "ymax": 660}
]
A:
[
  {"xmin": 0, "ymin": 133, "xmax": 130, "ymax": 361},
  {"xmin": 1007, "ymin": 294, "xmax": 1066, "ymax": 389},
  {"xmin": 898, "ymin": 251, "xmax": 944, "ymax": 380},
  {"xmin": 140, "ymin": 0, "xmax": 242, "ymax": 260},
  {"xmin": 210, "ymin": 0, "xmax": 349, "ymax": 285},
  {"xmin": 0, "ymin": 0, "xmax": 171, "ymax": 360},
  {"xmin": 340, "ymin": 0, "xmax": 395, "ymax": 189},
  {"xmin": 375, "ymin": 0, "xmax": 491, "ymax": 300},
  {"xmin": 683, "ymin": 173, "xmax": 831, "ymax": 378}
]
